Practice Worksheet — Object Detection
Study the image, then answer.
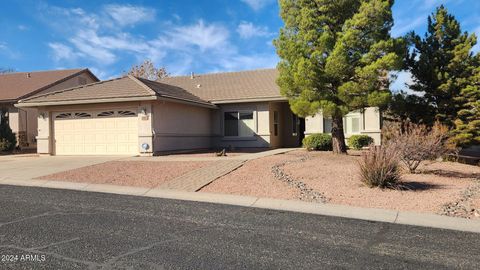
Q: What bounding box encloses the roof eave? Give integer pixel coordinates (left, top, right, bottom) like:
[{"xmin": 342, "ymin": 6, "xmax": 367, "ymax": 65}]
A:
[
  {"xmin": 15, "ymin": 95, "xmax": 158, "ymax": 108},
  {"xmin": 157, "ymin": 95, "xmax": 218, "ymax": 109},
  {"xmin": 210, "ymin": 96, "xmax": 287, "ymax": 104},
  {"xmin": 16, "ymin": 94, "xmax": 217, "ymax": 109}
]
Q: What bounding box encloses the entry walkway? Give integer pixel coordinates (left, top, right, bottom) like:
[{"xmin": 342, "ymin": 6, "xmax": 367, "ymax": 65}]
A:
[
  {"xmin": 155, "ymin": 148, "xmax": 299, "ymax": 191},
  {"xmin": 157, "ymin": 160, "xmax": 245, "ymax": 191}
]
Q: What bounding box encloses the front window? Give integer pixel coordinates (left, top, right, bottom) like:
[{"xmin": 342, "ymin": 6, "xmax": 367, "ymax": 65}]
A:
[
  {"xmin": 224, "ymin": 111, "xmax": 254, "ymax": 137},
  {"xmin": 323, "ymin": 118, "xmax": 333, "ymax": 133},
  {"xmin": 345, "ymin": 115, "xmax": 361, "ymax": 134},
  {"xmin": 273, "ymin": 111, "xmax": 279, "ymax": 136},
  {"xmin": 292, "ymin": 113, "xmax": 299, "ymax": 136}
]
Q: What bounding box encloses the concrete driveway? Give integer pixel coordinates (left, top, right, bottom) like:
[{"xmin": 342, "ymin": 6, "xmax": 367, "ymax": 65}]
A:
[{"xmin": 0, "ymin": 155, "xmax": 124, "ymax": 181}]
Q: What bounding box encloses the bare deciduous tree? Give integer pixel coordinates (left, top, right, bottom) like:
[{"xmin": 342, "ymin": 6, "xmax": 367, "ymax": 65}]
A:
[
  {"xmin": 384, "ymin": 121, "xmax": 452, "ymax": 173},
  {"xmin": 126, "ymin": 60, "xmax": 168, "ymax": 81},
  {"xmin": 0, "ymin": 68, "xmax": 14, "ymax": 75}
]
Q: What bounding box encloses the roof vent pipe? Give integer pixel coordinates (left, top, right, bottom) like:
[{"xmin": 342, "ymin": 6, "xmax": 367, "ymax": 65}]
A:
[
  {"xmin": 190, "ymin": 72, "xmax": 194, "ymax": 79},
  {"xmin": 26, "ymin": 73, "xmax": 31, "ymax": 78}
]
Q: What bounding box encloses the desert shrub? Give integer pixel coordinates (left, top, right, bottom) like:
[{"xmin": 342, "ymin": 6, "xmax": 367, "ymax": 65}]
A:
[
  {"xmin": 383, "ymin": 121, "xmax": 451, "ymax": 173},
  {"xmin": 302, "ymin": 133, "xmax": 332, "ymax": 151},
  {"xmin": 0, "ymin": 110, "xmax": 16, "ymax": 152},
  {"xmin": 347, "ymin": 135, "xmax": 373, "ymax": 150},
  {"xmin": 359, "ymin": 144, "xmax": 401, "ymax": 188}
]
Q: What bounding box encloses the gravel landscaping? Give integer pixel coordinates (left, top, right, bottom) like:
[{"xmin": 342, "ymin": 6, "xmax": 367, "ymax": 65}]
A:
[
  {"xmin": 201, "ymin": 153, "xmax": 302, "ymax": 200},
  {"xmin": 200, "ymin": 150, "xmax": 480, "ymax": 219},
  {"xmin": 38, "ymin": 161, "xmax": 212, "ymax": 188}
]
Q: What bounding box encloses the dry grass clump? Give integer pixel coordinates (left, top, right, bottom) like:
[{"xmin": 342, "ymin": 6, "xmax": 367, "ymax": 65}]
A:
[{"xmin": 359, "ymin": 144, "xmax": 401, "ymax": 188}]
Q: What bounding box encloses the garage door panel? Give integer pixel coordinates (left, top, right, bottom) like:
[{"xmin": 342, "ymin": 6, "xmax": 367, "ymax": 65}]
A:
[
  {"xmin": 84, "ymin": 120, "xmax": 96, "ymax": 129},
  {"xmin": 54, "ymin": 112, "xmax": 138, "ymax": 155},
  {"xmin": 84, "ymin": 145, "xmax": 95, "ymax": 153}
]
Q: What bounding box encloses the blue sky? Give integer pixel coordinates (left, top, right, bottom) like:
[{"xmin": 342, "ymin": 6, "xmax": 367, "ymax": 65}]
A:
[{"xmin": 0, "ymin": 0, "xmax": 479, "ymax": 91}]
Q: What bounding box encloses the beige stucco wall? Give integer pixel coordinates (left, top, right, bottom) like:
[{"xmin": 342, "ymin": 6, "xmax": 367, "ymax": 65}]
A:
[
  {"xmin": 36, "ymin": 101, "xmax": 153, "ymax": 155},
  {"xmin": 212, "ymin": 102, "xmax": 271, "ymax": 149},
  {"xmin": 152, "ymin": 100, "xmax": 213, "ymax": 153},
  {"xmin": 304, "ymin": 107, "xmax": 382, "ymax": 145},
  {"xmin": 7, "ymin": 106, "xmax": 19, "ymax": 134},
  {"xmin": 305, "ymin": 110, "xmax": 325, "ymax": 135},
  {"xmin": 5, "ymin": 106, "xmax": 37, "ymax": 148}
]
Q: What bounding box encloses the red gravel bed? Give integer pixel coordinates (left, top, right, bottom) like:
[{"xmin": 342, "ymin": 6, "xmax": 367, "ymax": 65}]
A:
[
  {"xmin": 38, "ymin": 161, "xmax": 212, "ymax": 188},
  {"xmin": 202, "ymin": 149, "xmax": 480, "ymax": 216},
  {"xmin": 287, "ymin": 151, "xmax": 479, "ymax": 214},
  {"xmin": 201, "ymin": 152, "xmax": 303, "ymax": 200}
]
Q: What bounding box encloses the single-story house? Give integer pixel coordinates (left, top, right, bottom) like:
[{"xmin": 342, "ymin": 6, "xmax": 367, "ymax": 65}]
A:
[
  {"xmin": 0, "ymin": 69, "xmax": 98, "ymax": 148},
  {"xmin": 16, "ymin": 69, "xmax": 381, "ymax": 156}
]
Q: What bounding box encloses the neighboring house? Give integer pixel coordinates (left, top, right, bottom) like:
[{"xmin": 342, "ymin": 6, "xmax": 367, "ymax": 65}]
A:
[
  {"xmin": 16, "ymin": 69, "xmax": 381, "ymax": 156},
  {"xmin": 0, "ymin": 69, "xmax": 99, "ymax": 148}
]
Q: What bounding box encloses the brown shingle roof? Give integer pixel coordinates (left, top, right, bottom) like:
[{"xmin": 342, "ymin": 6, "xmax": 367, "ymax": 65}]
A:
[
  {"xmin": 19, "ymin": 76, "xmax": 215, "ymax": 108},
  {"xmin": 136, "ymin": 77, "xmax": 210, "ymax": 105},
  {"xmin": 160, "ymin": 68, "xmax": 284, "ymax": 103},
  {"xmin": 0, "ymin": 69, "xmax": 95, "ymax": 102}
]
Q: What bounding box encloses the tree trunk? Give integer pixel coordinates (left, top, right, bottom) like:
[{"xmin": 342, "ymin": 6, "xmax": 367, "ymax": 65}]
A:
[{"xmin": 331, "ymin": 116, "xmax": 348, "ymax": 154}]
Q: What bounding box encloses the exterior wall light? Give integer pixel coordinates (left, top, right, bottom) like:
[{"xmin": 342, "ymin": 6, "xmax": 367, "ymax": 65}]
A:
[{"xmin": 141, "ymin": 143, "xmax": 150, "ymax": 152}]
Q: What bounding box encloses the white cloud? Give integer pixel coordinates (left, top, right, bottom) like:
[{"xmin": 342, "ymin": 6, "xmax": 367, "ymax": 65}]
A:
[
  {"xmin": 43, "ymin": 4, "xmax": 278, "ymax": 77},
  {"xmin": 216, "ymin": 53, "xmax": 278, "ymax": 71},
  {"xmin": 163, "ymin": 20, "xmax": 230, "ymax": 52},
  {"xmin": 48, "ymin": 42, "xmax": 81, "ymax": 62},
  {"xmin": 241, "ymin": 0, "xmax": 275, "ymax": 11},
  {"xmin": 0, "ymin": 42, "xmax": 7, "ymax": 51},
  {"xmin": 42, "ymin": 5, "xmax": 161, "ymax": 65},
  {"xmin": 17, "ymin": 25, "xmax": 29, "ymax": 31},
  {"xmin": 391, "ymin": 16, "xmax": 424, "ymax": 37},
  {"xmin": 237, "ymin": 21, "xmax": 272, "ymax": 39},
  {"xmin": 0, "ymin": 41, "xmax": 20, "ymax": 59},
  {"xmin": 416, "ymin": 0, "xmax": 456, "ymax": 10},
  {"xmin": 103, "ymin": 4, "xmax": 156, "ymax": 27}
]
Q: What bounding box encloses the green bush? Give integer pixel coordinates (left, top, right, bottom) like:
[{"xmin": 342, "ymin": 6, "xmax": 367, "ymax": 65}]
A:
[
  {"xmin": 0, "ymin": 115, "xmax": 16, "ymax": 152},
  {"xmin": 348, "ymin": 135, "xmax": 374, "ymax": 150},
  {"xmin": 359, "ymin": 144, "xmax": 401, "ymax": 188},
  {"xmin": 302, "ymin": 133, "xmax": 332, "ymax": 151}
]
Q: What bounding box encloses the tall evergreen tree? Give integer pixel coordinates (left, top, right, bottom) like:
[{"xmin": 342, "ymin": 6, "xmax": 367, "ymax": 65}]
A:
[
  {"xmin": 451, "ymin": 59, "xmax": 480, "ymax": 147},
  {"xmin": 406, "ymin": 5, "xmax": 478, "ymax": 127},
  {"xmin": 274, "ymin": 0, "xmax": 403, "ymax": 154}
]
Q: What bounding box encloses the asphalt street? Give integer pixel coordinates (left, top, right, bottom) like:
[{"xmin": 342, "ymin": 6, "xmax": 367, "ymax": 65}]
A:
[{"xmin": 0, "ymin": 185, "xmax": 479, "ymax": 269}]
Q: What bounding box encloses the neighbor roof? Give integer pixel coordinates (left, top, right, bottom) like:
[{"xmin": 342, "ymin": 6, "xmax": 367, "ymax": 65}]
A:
[
  {"xmin": 0, "ymin": 69, "xmax": 97, "ymax": 102},
  {"xmin": 17, "ymin": 75, "xmax": 215, "ymax": 108},
  {"xmin": 160, "ymin": 68, "xmax": 286, "ymax": 103}
]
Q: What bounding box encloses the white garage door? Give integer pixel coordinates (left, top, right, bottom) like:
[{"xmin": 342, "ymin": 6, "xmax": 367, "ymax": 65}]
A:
[{"xmin": 54, "ymin": 110, "xmax": 139, "ymax": 155}]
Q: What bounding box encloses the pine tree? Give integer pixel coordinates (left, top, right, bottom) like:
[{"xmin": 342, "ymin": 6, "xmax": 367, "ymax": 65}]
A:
[
  {"xmin": 0, "ymin": 109, "xmax": 17, "ymax": 152},
  {"xmin": 407, "ymin": 5, "xmax": 478, "ymax": 127},
  {"xmin": 274, "ymin": 0, "xmax": 403, "ymax": 154},
  {"xmin": 451, "ymin": 60, "xmax": 480, "ymax": 147}
]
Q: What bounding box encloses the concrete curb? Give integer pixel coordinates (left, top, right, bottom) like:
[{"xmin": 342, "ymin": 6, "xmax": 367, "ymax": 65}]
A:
[{"xmin": 2, "ymin": 179, "xmax": 480, "ymax": 233}]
